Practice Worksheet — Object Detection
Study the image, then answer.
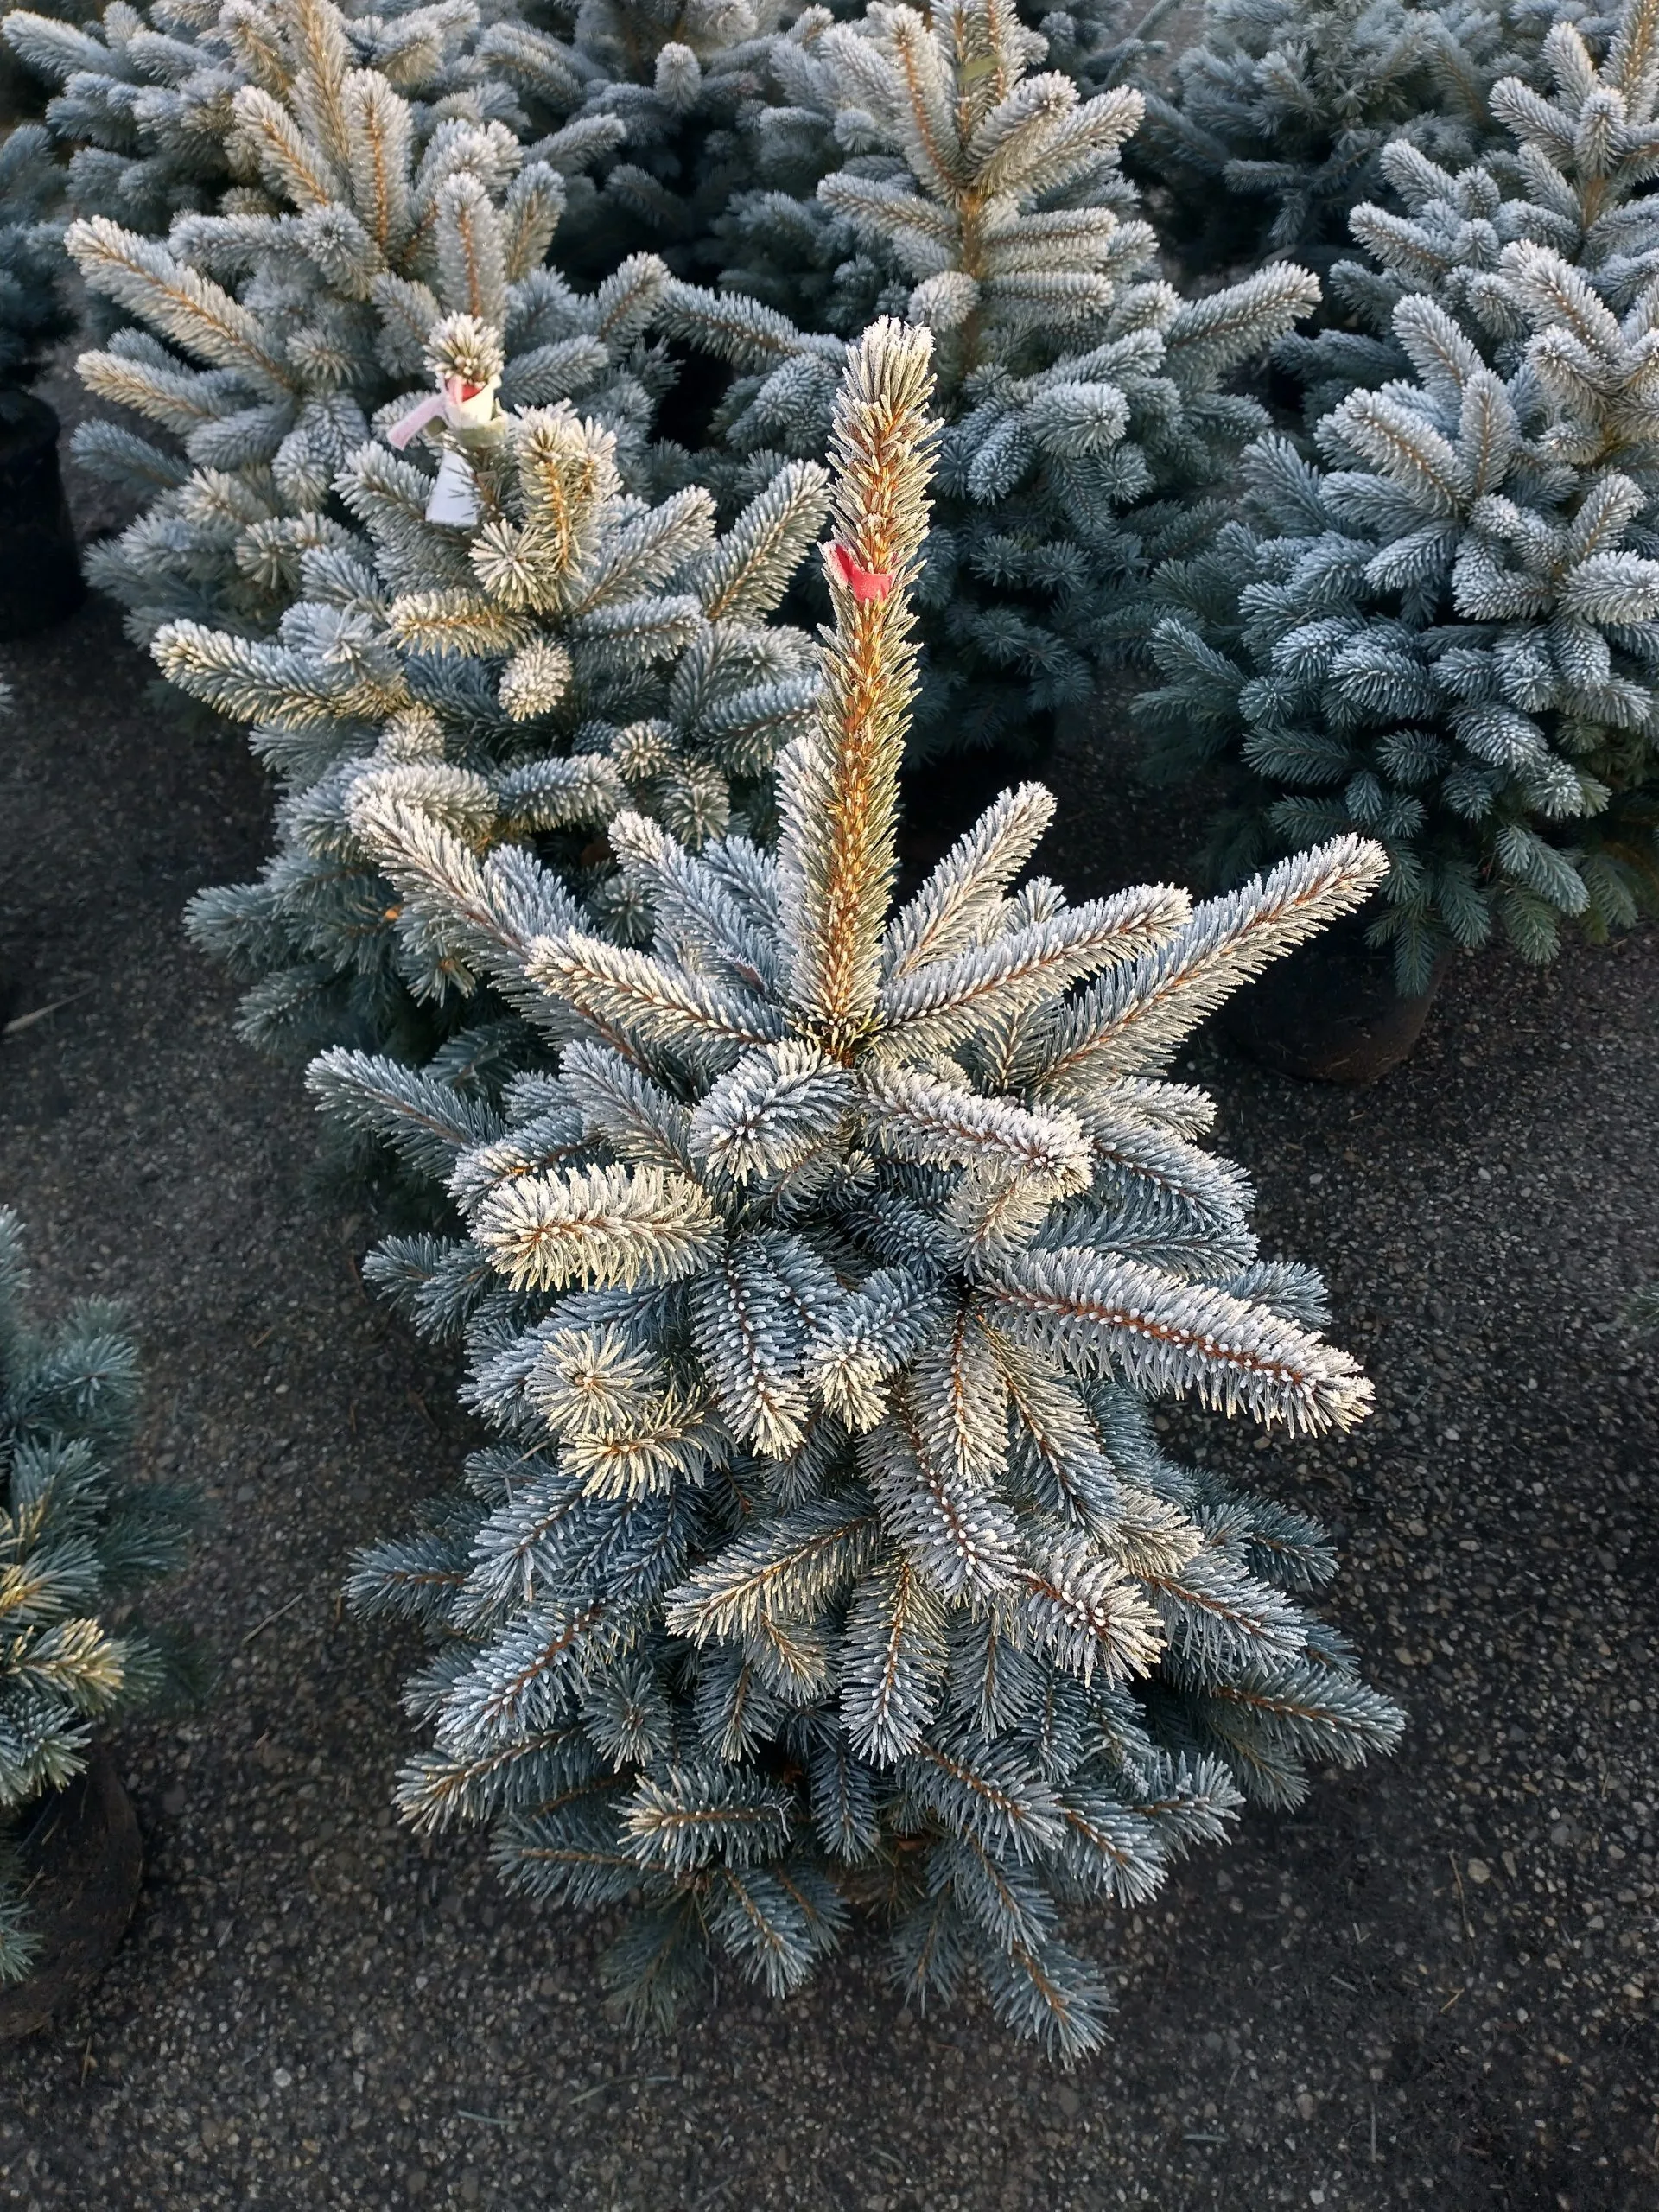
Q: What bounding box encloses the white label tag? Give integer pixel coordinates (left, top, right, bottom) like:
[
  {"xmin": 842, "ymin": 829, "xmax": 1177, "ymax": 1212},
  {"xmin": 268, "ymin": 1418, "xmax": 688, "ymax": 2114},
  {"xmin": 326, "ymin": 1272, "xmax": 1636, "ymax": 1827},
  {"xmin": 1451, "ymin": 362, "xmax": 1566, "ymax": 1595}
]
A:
[{"xmin": 425, "ymin": 448, "xmax": 479, "ymax": 527}]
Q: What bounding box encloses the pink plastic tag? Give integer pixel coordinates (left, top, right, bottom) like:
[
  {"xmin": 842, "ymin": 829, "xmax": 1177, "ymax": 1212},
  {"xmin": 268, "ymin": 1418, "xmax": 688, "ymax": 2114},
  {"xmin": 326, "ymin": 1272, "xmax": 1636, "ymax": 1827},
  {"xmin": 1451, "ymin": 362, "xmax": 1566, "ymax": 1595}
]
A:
[
  {"xmin": 389, "ymin": 375, "xmax": 494, "ymax": 449},
  {"xmin": 386, "ymin": 391, "xmax": 447, "ymax": 450},
  {"xmin": 823, "ymin": 541, "xmax": 896, "ymax": 602}
]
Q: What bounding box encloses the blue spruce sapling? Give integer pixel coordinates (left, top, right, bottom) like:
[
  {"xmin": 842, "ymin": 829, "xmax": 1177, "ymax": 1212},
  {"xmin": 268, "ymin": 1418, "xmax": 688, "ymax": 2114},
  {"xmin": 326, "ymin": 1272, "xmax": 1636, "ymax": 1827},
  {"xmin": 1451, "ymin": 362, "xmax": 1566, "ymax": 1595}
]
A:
[
  {"xmin": 0, "ymin": 121, "xmax": 74, "ymax": 407},
  {"xmin": 152, "ymin": 308, "xmax": 830, "ymax": 1058},
  {"xmin": 3, "ymin": 0, "xmax": 517, "ymax": 238},
  {"xmin": 0, "ymin": 1211, "xmax": 200, "ymax": 1986},
  {"xmin": 1139, "ymin": 0, "xmax": 1659, "ymax": 989},
  {"xmin": 1131, "ymin": 0, "xmax": 1619, "ymax": 280},
  {"xmin": 661, "ymin": 0, "xmax": 1321, "ymax": 758},
  {"xmin": 49, "ymin": 0, "xmax": 669, "ymax": 643},
  {"xmin": 315, "ymin": 316, "xmax": 1402, "ymax": 2053},
  {"xmin": 478, "ymin": 0, "xmax": 821, "ymax": 288}
]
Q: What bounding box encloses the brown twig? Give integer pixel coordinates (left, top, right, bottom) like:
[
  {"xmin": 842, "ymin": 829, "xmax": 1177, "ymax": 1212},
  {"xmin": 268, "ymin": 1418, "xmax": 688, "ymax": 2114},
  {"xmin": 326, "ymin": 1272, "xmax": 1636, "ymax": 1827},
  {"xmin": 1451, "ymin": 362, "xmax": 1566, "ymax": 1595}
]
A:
[{"xmin": 242, "ymin": 1592, "xmax": 305, "ymax": 1646}]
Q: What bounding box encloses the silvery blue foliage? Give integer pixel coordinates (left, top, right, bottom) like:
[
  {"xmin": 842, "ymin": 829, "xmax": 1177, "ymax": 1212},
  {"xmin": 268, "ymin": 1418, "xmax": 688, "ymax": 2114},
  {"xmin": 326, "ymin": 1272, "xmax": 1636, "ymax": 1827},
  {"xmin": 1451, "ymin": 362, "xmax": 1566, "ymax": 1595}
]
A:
[
  {"xmin": 153, "ymin": 310, "xmax": 829, "ymax": 1058},
  {"xmin": 1140, "ymin": 0, "xmax": 1659, "ymax": 988},
  {"xmin": 0, "ymin": 1211, "xmax": 200, "ymax": 1988},
  {"xmin": 0, "ymin": 122, "xmax": 73, "ymax": 392},
  {"xmin": 477, "ymin": 0, "xmax": 821, "ymax": 287},
  {"xmin": 3, "ymin": 0, "xmax": 825, "ymax": 304},
  {"xmin": 657, "ymin": 0, "xmax": 1322, "ymax": 760},
  {"xmin": 49, "ymin": 0, "xmax": 672, "ymax": 644},
  {"xmin": 3, "ymin": 0, "xmax": 515, "ymax": 238},
  {"xmin": 1132, "ymin": 0, "xmax": 1621, "ymax": 279},
  {"xmin": 315, "ymin": 321, "xmax": 1402, "ymax": 2054}
]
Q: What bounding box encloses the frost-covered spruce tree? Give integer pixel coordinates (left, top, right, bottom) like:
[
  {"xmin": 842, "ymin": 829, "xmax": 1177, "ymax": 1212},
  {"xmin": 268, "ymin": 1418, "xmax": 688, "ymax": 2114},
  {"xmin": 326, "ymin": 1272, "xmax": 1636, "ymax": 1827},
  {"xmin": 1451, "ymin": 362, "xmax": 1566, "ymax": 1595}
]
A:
[
  {"xmin": 1139, "ymin": 0, "xmax": 1659, "ymax": 988},
  {"xmin": 1, "ymin": 0, "xmax": 524, "ymax": 237},
  {"xmin": 3, "ymin": 0, "xmax": 238, "ymax": 230},
  {"xmin": 1135, "ymin": 0, "xmax": 1498, "ymax": 276},
  {"xmin": 49, "ymin": 0, "xmax": 669, "ymax": 643},
  {"xmin": 663, "ymin": 0, "xmax": 1319, "ymax": 758},
  {"xmin": 1269, "ymin": 135, "xmax": 1534, "ymax": 430},
  {"xmin": 317, "ymin": 318, "xmax": 1401, "ymax": 2052},
  {"xmin": 0, "ymin": 121, "xmax": 74, "ymax": 402},
  {"xmin": 476, "ymin": 0, "xmax": 824, "ymax": 289},
  {"xmin": 1133, "ymin": 0, "xmax": 1619, "ymax": 281},
  {"xmin": 1275, "ymin": 2, "xmax": 1659, "ymax": 419},
  {"xmin": 3, "ymin": 0, "xmax": 241, "ymax": 232},
  {"xmin": 0, "ymin": 1211, "xmax": 200, "ymax": 1986},
  {"xmin": 1022, "ymin": 0, "xmax": 1186, "ymax": 92},
  {"xmin": 153, "ymin": 309, "xmax": 828, "ymax": 1057}
]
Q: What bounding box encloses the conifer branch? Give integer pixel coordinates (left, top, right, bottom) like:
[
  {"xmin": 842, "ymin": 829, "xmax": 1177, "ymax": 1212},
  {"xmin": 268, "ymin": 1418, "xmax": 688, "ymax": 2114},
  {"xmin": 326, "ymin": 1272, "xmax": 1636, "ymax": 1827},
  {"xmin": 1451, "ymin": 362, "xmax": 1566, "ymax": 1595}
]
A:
[{"xmin": 779, "ymin": 318, "xmax": 938, "ymax": 1058}]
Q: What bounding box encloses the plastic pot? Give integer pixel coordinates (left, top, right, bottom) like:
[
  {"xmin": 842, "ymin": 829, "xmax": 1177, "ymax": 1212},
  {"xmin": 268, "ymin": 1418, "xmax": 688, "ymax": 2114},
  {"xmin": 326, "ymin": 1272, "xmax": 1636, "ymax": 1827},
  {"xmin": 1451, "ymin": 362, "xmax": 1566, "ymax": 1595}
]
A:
[
  {"xmin": 0, "ymin": 1749, "xmax": 143, "ymax": 2040},
  {"xmin": 1220, "ymin": 907, "xmax": 1449, "ymax": 1085},
  {"xmin": 0, "ymin": 391, "xmax": 84, "ymax": 639}
]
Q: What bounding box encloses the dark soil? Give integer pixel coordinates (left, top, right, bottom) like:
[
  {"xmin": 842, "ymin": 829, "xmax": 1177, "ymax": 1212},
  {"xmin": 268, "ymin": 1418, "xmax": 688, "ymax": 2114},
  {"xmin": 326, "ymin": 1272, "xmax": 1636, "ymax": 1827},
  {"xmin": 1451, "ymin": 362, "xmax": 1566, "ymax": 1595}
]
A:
[{"xmin": 1, "ymin": 417, "xmax": 1656, "ymax": 2212}]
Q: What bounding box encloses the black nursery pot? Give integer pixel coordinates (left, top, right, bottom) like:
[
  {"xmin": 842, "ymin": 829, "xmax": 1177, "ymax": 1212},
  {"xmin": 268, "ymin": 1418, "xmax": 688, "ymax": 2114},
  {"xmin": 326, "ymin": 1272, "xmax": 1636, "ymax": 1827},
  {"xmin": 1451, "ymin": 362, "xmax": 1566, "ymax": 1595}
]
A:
[
  {"xmin": 0, "ymin": 1748, "xmax": 143, "ymax": 2040},
  {"xmin": 0, "ymin": 391, "xmax": 84, "ymax": 639},
  {"xmin": 1220, "ymin": 906, "xmax": 1449, "ymax": 1086}
]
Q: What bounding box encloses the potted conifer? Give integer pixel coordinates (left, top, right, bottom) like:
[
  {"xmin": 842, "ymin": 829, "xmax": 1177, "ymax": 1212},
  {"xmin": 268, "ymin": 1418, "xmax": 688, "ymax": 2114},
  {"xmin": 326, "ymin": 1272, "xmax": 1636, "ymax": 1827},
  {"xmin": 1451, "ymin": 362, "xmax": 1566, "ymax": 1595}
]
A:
[
  {"xmin": 1138, "ymin": 2, "xmax": 1659, "ymax": 1081},
  {"xmin": 0, "ymin": 1211, "xmax": 201, "ymax": 2038},
  {"xmin": 308, "ymin": 318, "xmax": 1402, "ymax": 2052},
  {"xmin": 149, "ymin": 310, "xmax": 830, "ymax": 1066}
]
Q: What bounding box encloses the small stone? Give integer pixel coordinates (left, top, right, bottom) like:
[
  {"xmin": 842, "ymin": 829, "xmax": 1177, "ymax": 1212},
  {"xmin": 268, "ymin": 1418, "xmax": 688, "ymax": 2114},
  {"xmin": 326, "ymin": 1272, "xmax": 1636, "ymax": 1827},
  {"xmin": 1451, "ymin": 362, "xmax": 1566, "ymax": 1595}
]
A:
[
  {"xmin": 1056, "ymin": 2085, "xmax": 1080, "ymax": 2118},
  {"xmin": 272, "ymin": 2067, "xmax": 292, "ymax": 2090},
  {"xmin": 161, "ymin": 1784, "xmax": 187, "ymax": 1818},
  {"xmin": 405, "ymin": 2171, "xmax": 427, "ymax": 2201},
  {"xmin": 459, "ymin": 2173, "xmax": 480, "ymax": 2205},
  {"xmin": 1466, "ymin": 1859, "xmax": 1491, "ymax": 1885}
]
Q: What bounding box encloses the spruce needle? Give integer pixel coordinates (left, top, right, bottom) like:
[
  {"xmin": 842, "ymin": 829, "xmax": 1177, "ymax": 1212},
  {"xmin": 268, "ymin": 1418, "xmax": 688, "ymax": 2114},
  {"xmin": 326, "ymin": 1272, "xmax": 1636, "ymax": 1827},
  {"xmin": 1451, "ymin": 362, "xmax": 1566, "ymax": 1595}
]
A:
[{"xmin": 2, "ymin": 990, "xmax": 90, "ymax": 1037}]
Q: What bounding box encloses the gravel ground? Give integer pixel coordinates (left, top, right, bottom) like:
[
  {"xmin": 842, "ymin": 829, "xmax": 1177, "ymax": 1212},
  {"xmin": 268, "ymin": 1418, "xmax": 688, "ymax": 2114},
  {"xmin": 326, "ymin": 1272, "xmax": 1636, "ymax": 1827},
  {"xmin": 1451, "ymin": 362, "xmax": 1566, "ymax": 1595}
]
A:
[{"xmin": 2, "ymin": 430, "xmax": 1657, "ymax": 2212}]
